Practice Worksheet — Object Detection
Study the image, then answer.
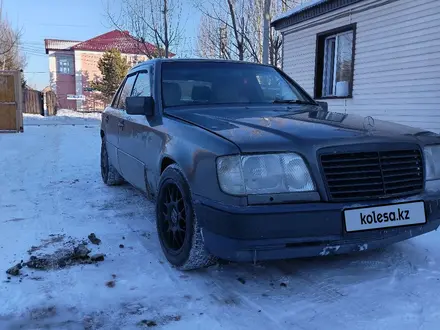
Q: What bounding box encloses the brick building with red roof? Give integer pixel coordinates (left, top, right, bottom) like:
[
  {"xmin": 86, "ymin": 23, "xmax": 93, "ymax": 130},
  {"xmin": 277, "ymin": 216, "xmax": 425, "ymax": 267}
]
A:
[{"xmin": 44, "ymin": 30, "xmax": 168, "ymax": 111}]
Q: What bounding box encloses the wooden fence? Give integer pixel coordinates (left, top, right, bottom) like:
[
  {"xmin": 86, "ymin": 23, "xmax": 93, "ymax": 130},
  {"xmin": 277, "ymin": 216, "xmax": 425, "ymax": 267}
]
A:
[
  {"xmin": 45, "ymin": 91, "xmax": 57, "ymax": 116},
  {"xmin": 0, "ymin": 70, "xmax": 23, "ymax": 132},
  {"xmin": 23, "ymin": 89, "xmax": 58, "ymax": 116},
  {"xmin": 23, "ymin": 89, "xmax": 43, "ymax": 115}
]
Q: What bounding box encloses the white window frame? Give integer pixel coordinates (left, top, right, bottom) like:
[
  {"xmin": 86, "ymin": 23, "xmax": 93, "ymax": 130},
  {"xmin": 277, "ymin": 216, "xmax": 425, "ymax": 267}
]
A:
[
  {"xmin": 321, "ymin": 29, "xmax": 354, "ymax": 98},
  {"xmin": 57, "ymin": 55, "xmax": 74, "ymax": 75}
]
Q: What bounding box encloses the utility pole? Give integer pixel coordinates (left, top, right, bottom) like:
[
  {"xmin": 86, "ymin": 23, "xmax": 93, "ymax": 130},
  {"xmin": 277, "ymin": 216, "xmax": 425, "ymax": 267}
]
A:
[
  {"xmin": 219, "ymin": 25, "xmax": 227, "ymax": 58},
  {"xmin": 219, "ymin": 27, "xmax": 222, "ymax": 58},
  {"xmin": 262, "ymin": 0, "xmax": 271, "ymax": 64}
]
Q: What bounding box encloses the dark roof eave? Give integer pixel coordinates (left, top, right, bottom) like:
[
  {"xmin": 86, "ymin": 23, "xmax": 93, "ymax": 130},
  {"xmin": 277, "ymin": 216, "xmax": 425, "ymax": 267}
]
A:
[
  {"xmin": 71, "ymin": 46, "xmax": 158, "ymax": 55},
  {"xmin": 44, "ymin": 39, "xmax": 81, "ymax": 44},
  {"xmin": 272, "ymin": 0, "xmax": 365, "ymax": 30},
  {"xmin": 45, "ymin": 47, "xmax": 75, "ymax": 54}
]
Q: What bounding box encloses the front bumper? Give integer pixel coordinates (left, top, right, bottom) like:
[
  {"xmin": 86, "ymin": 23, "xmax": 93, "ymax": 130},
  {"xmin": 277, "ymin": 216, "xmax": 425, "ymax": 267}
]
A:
[{"xmin": 194, "ymin": 194, "xmax": 440, "ymax": 262}]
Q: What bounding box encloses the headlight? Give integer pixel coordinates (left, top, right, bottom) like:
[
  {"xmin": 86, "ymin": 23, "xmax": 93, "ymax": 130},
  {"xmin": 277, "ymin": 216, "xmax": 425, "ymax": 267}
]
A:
[
  {"xmin": 424, "ymin": 145, "xmax": 440, "ymax": 181},
  {"xmin": 216, "ymin": 153, "xmax": 315, "ymax": 196}
]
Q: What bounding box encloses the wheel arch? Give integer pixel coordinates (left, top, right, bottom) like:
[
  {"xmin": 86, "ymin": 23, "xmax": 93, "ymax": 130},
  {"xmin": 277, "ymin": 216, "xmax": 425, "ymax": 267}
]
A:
[
  {"xmin": 156, "ymin": 153, "xmax": 193, "ymax": 194},
  {"xmin": 160, "ymin": 155, "xmax": 176, "ymax": 174}
]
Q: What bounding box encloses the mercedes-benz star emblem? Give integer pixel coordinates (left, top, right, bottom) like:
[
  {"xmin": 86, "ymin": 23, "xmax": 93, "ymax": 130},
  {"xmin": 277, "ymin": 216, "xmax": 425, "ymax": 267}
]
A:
[{"xmin": 363, "ymin": 116, "xmax": 375, "ymax": 135}]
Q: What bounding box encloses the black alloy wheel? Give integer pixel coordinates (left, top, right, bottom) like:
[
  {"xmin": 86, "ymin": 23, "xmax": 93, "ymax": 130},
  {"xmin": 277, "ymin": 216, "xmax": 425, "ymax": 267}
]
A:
[
  {"xmin": 100, "ymin": 138, "xmax": 124, "ymax": 186},
  {"xmin": 101, "ymin": 142, "xmax": 109, "ymax": 182},
  {"xmin": 156, "ymin": 164, "xmax": 217, "ymax": 270},
  {"xmin": 158, "ymin": 182, "xmax": 187, "ymax": 252}
]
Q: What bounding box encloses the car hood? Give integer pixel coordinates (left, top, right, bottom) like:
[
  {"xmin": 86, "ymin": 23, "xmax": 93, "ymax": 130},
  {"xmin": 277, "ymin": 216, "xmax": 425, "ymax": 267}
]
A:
[{"xmin": 169, "ymin": 105, "xmax": 435, "ymax": 153}]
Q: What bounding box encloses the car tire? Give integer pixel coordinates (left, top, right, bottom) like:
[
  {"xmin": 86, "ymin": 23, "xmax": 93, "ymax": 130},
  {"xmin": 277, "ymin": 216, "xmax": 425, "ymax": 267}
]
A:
[
  {"xmin": 156, "ymin": 164, "xmax": 217, "ymax": 270},
  {"xmin": 101, "ymin": 138, "xmax": 124, "ymax": 186}
]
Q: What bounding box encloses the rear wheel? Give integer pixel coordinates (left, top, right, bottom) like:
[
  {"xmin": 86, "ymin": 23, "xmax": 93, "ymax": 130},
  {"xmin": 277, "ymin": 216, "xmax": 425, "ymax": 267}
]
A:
[
  {"xmin": 101, "ymin": 138, "xmax": 124, "ymax": 186},
  {"xmin": 156, "ymin": 164, "xmax": 217, "ymax": 270}
]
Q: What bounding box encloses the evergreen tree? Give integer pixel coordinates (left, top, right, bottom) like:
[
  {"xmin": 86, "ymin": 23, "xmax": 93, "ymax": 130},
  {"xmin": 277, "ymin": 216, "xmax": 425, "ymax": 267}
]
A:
[{"xmin": 91, "ymin": 49, "xmax": 130, "ymax": 98}]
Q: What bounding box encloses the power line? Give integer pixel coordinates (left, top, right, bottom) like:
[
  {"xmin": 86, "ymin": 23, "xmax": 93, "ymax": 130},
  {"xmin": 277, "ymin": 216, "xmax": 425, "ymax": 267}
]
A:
[
  {"xmin": 20, "ymin": 48, "xmax": 45, "ymax": 54},
  {"xmin": 22, "ymin": 52, "xmax": 47, "ymax": 57},
  {"xmin": 20, "ymin": 44, "xmax": 44, "ymax": 49},
  {"xmin": 21, "ymin": 51, "xmax": 46, "ymax": 56},
  {"xmin": 21, "ymin": 41, "xmax": 44, "ymax": 45},
  {"xmin": 35, "ymin": 23, "xmax": 92, "ymax": 28}
]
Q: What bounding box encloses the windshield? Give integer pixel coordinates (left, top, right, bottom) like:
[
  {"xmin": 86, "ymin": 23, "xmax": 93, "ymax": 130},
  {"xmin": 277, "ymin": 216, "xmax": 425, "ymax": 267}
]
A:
[{"xmin": 161, "ymin": 62, "xmax": 313, "ymax": 108}]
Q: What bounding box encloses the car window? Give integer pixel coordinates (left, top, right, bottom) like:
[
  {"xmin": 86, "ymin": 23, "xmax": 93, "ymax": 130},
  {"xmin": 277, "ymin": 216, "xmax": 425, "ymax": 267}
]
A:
[
  {"xmin": 111, "ymin": 80, "xmax": 125, "ymax": 108},
  {"xmin": 131, "ymin": 71, "xmax": 151, "ymax": 97},
  {"xmin": 256, "ymin": 72, "xmax": 299, "ymax": 101},
  {"xmin": 161, "ymin": 62, "xmax": 311, "ymax": 108},
  {"xmin": 117, "ymin": 74, "xmax": 137, "ymax": 110}
]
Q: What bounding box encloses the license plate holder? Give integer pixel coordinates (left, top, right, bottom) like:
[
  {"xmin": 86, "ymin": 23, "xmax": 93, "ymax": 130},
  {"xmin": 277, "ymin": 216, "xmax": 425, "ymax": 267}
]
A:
[{"xmin": 344, "ymin": 201, "xmax": 426, "ymax": 233}]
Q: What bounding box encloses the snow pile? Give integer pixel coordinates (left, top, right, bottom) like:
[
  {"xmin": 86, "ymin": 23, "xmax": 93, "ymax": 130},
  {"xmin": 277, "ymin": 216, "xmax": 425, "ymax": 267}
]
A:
[
  {"xmin": 22, "ymin": 114, "xmax": 44, "ymax": 118},
  {"xmin": 23, "ymin": 109, "xmax": 101, "ymax": 126},
  {"xmin": 272, "ymin": 0, "xmax": 328, "ymax": 24},
  {"xmin": 56, "ymin": 109, "xmax": 103, "ymax": 120}
]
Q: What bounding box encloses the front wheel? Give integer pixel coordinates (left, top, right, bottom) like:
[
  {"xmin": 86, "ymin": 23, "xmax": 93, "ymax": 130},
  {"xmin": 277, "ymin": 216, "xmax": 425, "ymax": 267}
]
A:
[
  {"xmin": 156, "ymin": 164, "xmax": 217, "ymax": 270},
  {"xmin": 101, "ymin": 138, "xmax": 124, "ymax": 186}
]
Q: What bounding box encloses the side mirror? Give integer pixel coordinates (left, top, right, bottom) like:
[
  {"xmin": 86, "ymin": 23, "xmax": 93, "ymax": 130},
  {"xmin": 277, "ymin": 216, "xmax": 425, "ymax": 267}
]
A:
[
  {"xmin": 316, "ymin": 101, "xmax": 328, "ymax": 112},
  {"xmin": 126, "ymin": 96, "xmax": 154, "ymax": 116}
]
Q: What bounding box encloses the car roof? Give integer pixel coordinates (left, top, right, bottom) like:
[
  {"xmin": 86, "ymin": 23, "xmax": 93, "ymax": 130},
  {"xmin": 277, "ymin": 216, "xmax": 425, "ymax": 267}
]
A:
[{"xmin": 129, "ymin": 58, "xmax": 274, "ymax": 73}]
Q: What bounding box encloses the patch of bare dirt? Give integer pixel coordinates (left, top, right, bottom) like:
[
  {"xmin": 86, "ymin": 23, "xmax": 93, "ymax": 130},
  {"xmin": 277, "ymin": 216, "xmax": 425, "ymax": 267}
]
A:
[
  {"xmin": 137, "ymin": 315, "xmax": 182, "ymax": 328},
  {"xmin": 6, "ymin": 234, "xmax": 106, "ymax": 277},
  {"xmin": 25, "ymin": 243, "xmax": 104, "ymax": 271},
  {"xmin": 27, "ymin": 234, "xmax": 66, "ymax": 255}
]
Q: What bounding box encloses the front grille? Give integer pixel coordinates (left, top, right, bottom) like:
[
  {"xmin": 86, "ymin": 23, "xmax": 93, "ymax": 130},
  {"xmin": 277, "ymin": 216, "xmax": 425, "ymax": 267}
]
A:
[{"xmin": 321, "ymin": 149, "xmax": 424, "ymax": 201}]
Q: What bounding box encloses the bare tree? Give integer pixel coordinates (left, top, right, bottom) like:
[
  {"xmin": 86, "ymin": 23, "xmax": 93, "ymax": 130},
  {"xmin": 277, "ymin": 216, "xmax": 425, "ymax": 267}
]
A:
[
  {"xmin": 197, "ymin": 16, "xmax": 232, "ymax": 59},
  {"xmin": 0, "ymin": 1, "xmax": 25, "ymax": 71},
  {"xmin": 106, "ymin": 0, "xmax": 185, "ymax": 58},
  {"xmin": 196, "ymin": 0, "xmax": 302, "ymax": 66},
  {"xmin": 262, "ymin": 0, "xmax": 271, "ymax": 64},
  {"xmin": 195, "ymin": 0, "xmax": 249, "ymax": 61},
  {"xmin": 269, "ymin": 0, "xmax": 299, "ymax": 66},
  {"xmin": 244, "ymin": 0, "xmax": 301, "ymax": 66}
]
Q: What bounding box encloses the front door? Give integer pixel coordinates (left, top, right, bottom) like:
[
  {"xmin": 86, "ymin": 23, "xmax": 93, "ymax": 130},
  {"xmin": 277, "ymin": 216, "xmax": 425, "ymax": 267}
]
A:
[
  {"xmin": 118, "ymin": 69, "xmax": 158, "ymax": 195},
  {"xmin": 115, "ymin": 73, "xmax": 147, "ymax": 190},
  {"xmin": 103, "ymin": 79, "xmax": 127, "ymax": 171}
]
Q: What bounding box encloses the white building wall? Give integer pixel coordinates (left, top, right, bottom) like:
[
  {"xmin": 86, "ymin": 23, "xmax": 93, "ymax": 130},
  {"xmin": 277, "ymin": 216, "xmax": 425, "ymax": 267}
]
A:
[
  {"xmin": 280, "ymin": 0, "xmax": 440, "ymax": 132},
  {"xmin": 74, "ymin": 50, "xmax": 84, "ymax": 110},
  {"xmin": 48, "ymin": 51, "xmax": 57, "ymax": 94}
]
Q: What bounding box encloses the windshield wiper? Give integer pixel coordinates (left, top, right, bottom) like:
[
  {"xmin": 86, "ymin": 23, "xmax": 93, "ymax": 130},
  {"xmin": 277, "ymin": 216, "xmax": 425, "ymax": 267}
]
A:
[{"xmin": 272, "ymin": 99, "xmax": 315, "ymax": 105}]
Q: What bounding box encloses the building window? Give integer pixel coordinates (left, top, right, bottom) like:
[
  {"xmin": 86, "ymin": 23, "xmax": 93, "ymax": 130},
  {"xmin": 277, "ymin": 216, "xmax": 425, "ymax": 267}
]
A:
[
  {"xmin": 315, "ymin": 24, "xmax": 356, "ymax": 99},
  {"xmin": 57, "ymin": 56, "xmax": 74, "ymax": 75}
]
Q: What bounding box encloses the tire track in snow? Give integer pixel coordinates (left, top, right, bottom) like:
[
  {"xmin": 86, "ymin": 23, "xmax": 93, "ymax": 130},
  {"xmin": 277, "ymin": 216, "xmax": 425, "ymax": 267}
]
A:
[
  {"xmin": 107, "ymin": 199, "xmax": 230, "ymax": 328},
  {"xmin": 112, "ymin": 187, "xmax": 359, "ymax": 329},
  {"xmin": 122, "ymin": 211, "xmax": 290, "ymax": 329},
  {"xmin": 206, "ymin": 261, "xmax": 321, "ymax": 330},
  {"xmin": 272, "ymin": 258, "xmax": 385, "ymax": 328},
  {"xmin": 206, "ymin": 271, "xmax": 292, "ymax": 330},
  {"xmin": 124, "ymin": 221, "xmax": 234, "ymax": 328}
]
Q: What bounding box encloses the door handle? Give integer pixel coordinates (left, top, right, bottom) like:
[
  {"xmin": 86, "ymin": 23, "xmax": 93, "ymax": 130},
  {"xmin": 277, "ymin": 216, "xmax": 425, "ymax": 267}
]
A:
[{"xmin": 118, "ymin": 121, "xmax": 125, "ymax": 128}]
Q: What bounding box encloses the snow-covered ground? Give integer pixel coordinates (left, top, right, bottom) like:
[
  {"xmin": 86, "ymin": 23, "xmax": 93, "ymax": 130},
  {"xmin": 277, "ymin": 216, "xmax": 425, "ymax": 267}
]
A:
[
  {"xmin": 24, "ymin": 109, "xmax": 102, "ymax": 127},
  {"xmin": 1, "ymin": 113, "xmax": 440, "ymax": 329}
]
